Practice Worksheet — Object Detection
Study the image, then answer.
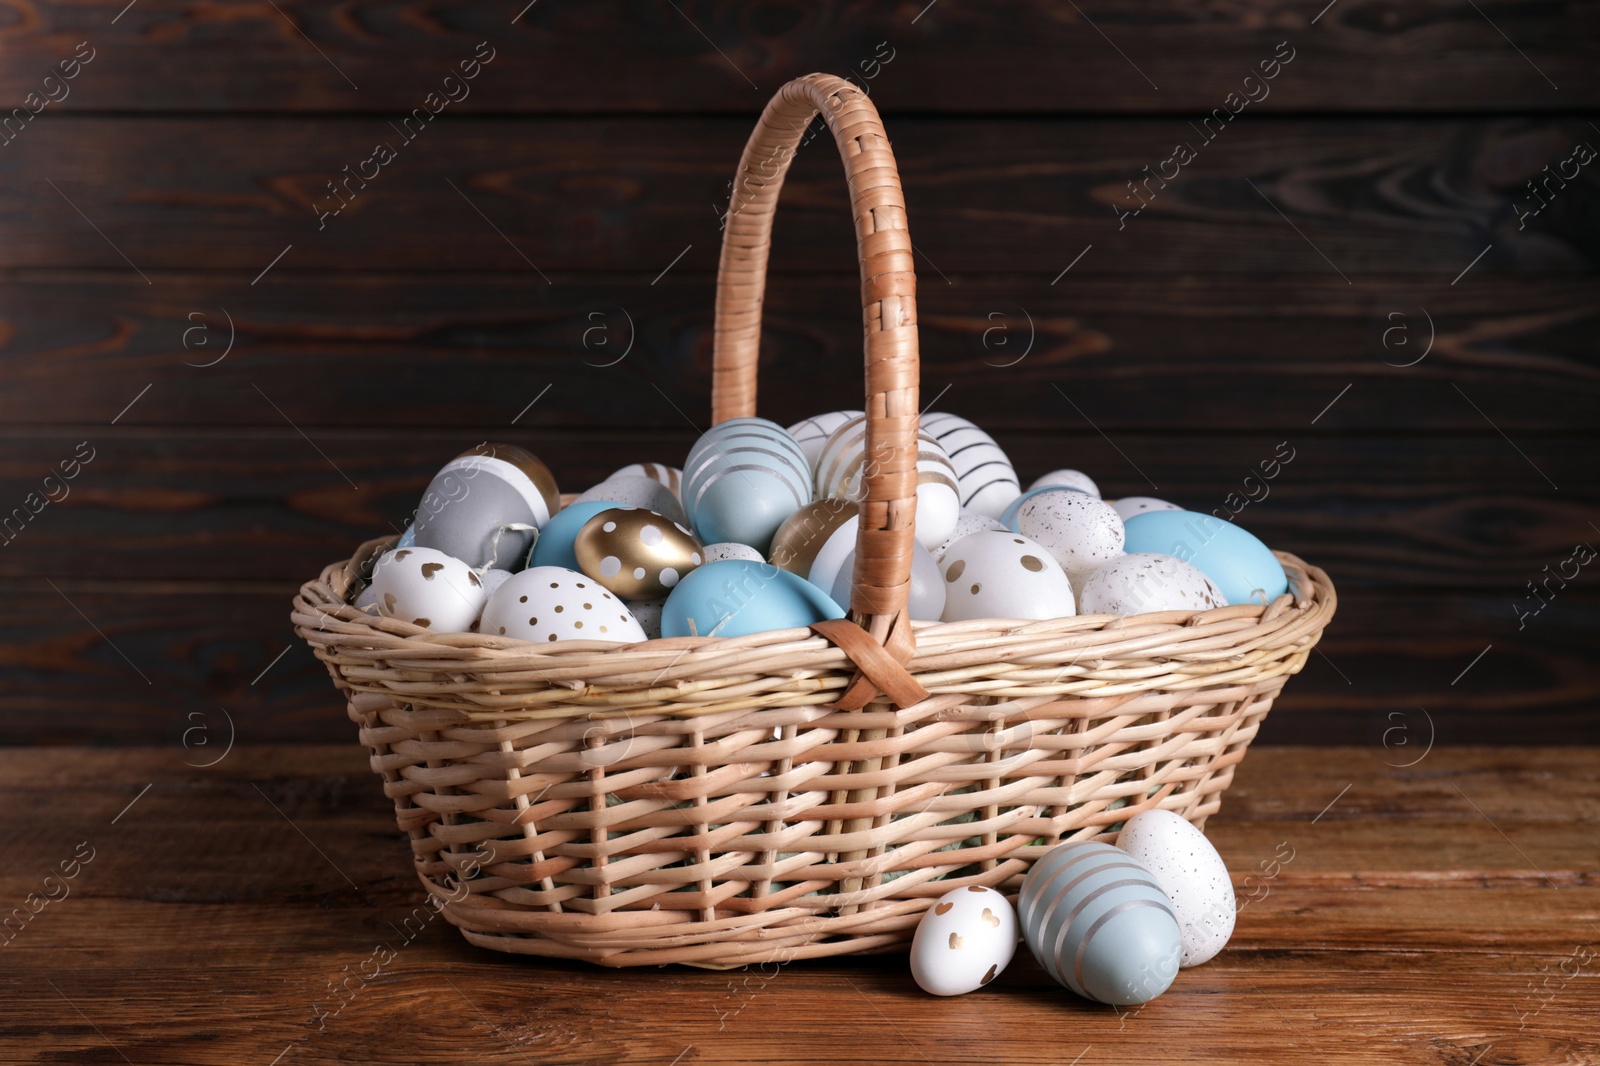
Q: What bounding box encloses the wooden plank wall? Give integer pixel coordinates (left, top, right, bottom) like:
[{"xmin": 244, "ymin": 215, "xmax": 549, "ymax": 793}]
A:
[{"xmin": 0, "ymin": 1, "xmax": 1595, "ymax": 746}]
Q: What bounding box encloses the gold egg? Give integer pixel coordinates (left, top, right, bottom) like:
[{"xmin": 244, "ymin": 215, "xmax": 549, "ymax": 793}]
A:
[
  {"xmin": 460, "ymin": 442, "xmax": 561, "ymax": 521},
  {"xmin": 769, "ymin": 498, "xmax": 858, "ymax": 577},
  {"xmin": 573, "ymin": 507, "xmax": 704, "ymax": 599}
]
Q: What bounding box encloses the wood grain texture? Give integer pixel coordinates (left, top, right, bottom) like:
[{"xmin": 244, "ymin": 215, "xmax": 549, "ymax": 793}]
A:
[
  {"xmin": 3, "ymin": 117, "xmax": 1595, "ymax": 273},
  {"xmin": 1, "ymin": 582, "xmax": 1594, "ymax": 746},
  {"xmin": 1, "ymin": 0, "xmax": 1593, "ymax": 114},
  {"xmin": 2, "ymin": 274, "xmax": 1596, "ymax": 431},
  {"xmin": 0, "ymin": 745, "xmax": 1593, "ymax": 1065}
]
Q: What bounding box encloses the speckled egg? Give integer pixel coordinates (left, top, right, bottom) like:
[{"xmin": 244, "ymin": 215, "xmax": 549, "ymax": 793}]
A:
[
  {"xmin": 1122, "ymin": 510, "xmax": 1289, "ymax": 607},
  {"xmin": 660, "ymin": 560, "xmax": 845, "ymax": 639},
  {"xmin": 528, "ymin": 500, "xmax": 622, "ymax": 571},
  {"xmin": 1028, "ymin": 468, "xmax": 1100, "ymax": 497},
  {"xmin": 1078, "ymin": 553, "xmax": 1226, "ymax": 616},
  {"xmin": 573, "ymin": 507, "xmax": 703, "ymax": 599},
  {"xmin": 412, "ymin": 443, "xmax": 561, "ymax": 571},
  {"xmin": 1010, "ymin": 490, "xmax": 1125, "ymax": 584},
  {"xmin": 369, "ymin": 547, "xmax": 487, "ymax": 633},
  {"xmin": 922, "ymin": 412, "xmax": 1021, "ymax": 519},
  {"xmin": 1110, "ymin": 496, "xmax": 1181, "ymax": 522},
  {"xmin": 787, "ymin": 410, "xmax": 863, "ymax": 469},
  {"xmin": 681, "ymin": 418, "xmax": 812, "ymax": 552},
  {"xmin": 627, "ymin": 597, "xmax": 665, "ymax": 639},
  {"xmin": 609, "ymin": 462, "xmax": 682, "ymax": 499},
  {"xmin": 910, "ymin": 885, "xmax": 1019, "ymax": 996},
  {"xmin": 1019, "ymin": 841, "xmax": 1182, "ymax": 1005},
  {"xmin": 1116, "ymin": 809, "xmax": 1235, "ymax": 968},
  {"xmin": 938, "ymin": 531, "xmax": 1076, "ymax": 622},
  {"xmin": 828, "ymin": 542, "xmax": 947, "ymax": 621},
  {"xmin": 814, "ymin": 415, "xmax": 959, "ymax": 550},
  {"xmin": 701, "ymin": 542, "xmax": 766, "ymax": 564},
  {"xmin": 479, "ymin": 566, "xmax": 647, "ymax": 643},
  {"xmin": 574, "ymin": 475, "xmax": 686, "ymax": 526},
  {"xmin": 931, "ymin": 508, "xmax": 1007, "ymax": 563}
]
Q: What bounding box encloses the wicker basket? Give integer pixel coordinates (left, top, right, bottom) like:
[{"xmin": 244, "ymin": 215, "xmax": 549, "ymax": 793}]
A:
[{"xmin": 292, "ymin": 73, "xmax": 1336, "ymax": 969}]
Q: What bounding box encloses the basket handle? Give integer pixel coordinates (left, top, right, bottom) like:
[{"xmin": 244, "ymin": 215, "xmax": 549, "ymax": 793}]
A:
[{"xmin": 712, "ymin": 74, "xmax": 924, "ymax": 707}]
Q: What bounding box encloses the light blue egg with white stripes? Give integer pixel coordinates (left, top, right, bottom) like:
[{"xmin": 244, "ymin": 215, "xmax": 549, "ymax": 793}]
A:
[
  {"xmin": 682, "ymin": 418, "xmax": 812, "ymax": 553},
  {"xmin": 1019, "ymin": 840, "xmax": 1183, "ymax": 1005}
]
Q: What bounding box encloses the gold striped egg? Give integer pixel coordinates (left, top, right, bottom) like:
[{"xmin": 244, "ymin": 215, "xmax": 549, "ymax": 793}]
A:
[
  {"xmin": 574, "ymin": 507, "xmax": 703, "ymax": 599},
  {"xmin": 814, "ymin": 414, "xmax": 960, "ymax": 550}
]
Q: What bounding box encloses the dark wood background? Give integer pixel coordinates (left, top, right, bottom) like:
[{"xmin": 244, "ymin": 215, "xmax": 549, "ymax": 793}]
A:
[{"xmin": 1, "ymin": 1, "xmax": 1595, "ymax": 747}]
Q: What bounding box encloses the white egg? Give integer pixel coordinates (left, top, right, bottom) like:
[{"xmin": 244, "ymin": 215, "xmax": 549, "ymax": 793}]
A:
[
  {"xmin": 575, "ymin": 475, "xmax": 687, "ymax": 526},
  {"xmin": 787, "ymin": 410, "xmax": 863, "ymax": 469},
  {"xmin": 1117, "ymin": 809, "xmax": 1236, "ymax": 968},
  {"xmin": 931, "ymin": 508, "xmax": 1007, "ymax": 563},
  {"xmin": 814, "ymin": 414, "xmax": 959, "ymax": 549},
  {"xmin": 608, "ymin": 463, "xmax": 682, "ymax": 499},
  {"xmin": 479, "ymin": 565, "xmax": 647, "ymax": 644},
  {"xmin": 701, "ymin": 541, "xmax": 766, "ymax": 564},
  {"xmin": 1028, "ymin": 469, "xmax": 1100, "ymax": 498},
  {"xmin": 369, "ymin": 547, "xmax": 487, "ymax": 633},
  {"xmin": 938, "ymin": 531, "xmax": 1076, "ymax": 622},
  {"xmin": 1078, "ymin": 553, "xmax": 1226, "ymax": 616},
  {"xmin": 479, "ymin": 569, "xmax": 514, "ymax": 598},
  {"xmin": 910, "ymin": 885, "xmax": 1018, "ymax": 996},
  {"xmin": 921, "ymin": 412, "xmax": 1021, "ymax": 519},
  {"xmin": 627, "ymin": 597, "xmax": 665, "ymax": 639},
  {"xmin": 828, "ymin": 542, "xmax": 947, "ymax": 621},
  {"xmin": 1011, "ymin": 490, "xmax": 1125, "ymax": 584},
  {"xmin": 1110, "ymin": 496, "xmax": 1181, "ymax": 521}
]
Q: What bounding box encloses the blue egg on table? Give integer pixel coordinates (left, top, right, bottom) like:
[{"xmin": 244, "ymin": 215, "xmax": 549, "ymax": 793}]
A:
[
  {"xmin": 528, "ymin": 499, "xmax": 623, "ymax": 571},
  {"xmin": 1121, "ymin": 510, "xmax": 1288, "ymax": 606},
  {"xmin": 1019, "ymin": 841, "xmax": 1183, "ymax": 1005},
  {"xmin": 660, "ymin": 560, "xmax": 844, "ymax": 639},
  {"xmin": 681, "ymin": 418, "xmax": 812, "ymax": 553},
  {"xmin": 1000, "ymin": 484, "xmax": 1089, "ymax": 530}
]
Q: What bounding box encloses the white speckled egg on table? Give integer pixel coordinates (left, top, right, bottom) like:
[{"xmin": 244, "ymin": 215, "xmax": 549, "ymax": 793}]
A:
[
  {"xmin": 910, "ymin": 885, "xmax": 1019, "ymax": 996},
  {"xmin": 1019, "ymin": 841, "xmax": 1182, "ymax": 1004},
  {"xmin": 931, "ymin": 508, "xmax": 1007, "ymax": 563},
  {"xmin": 1028, "ymin": 468, "xmax": 1100, "ymax": 497},
  {"xmin": 814, "ymin": 414, "xmax": 959, "ymax": 549},
  {"xmin": 921, "ymin": 412, "xmax": 1021, "ymax": 519},
  {"xmin": 575, "ymin": 475, "xmax": 686, "ymax": 526},
  {"xmin": 479, "ymin": 566, "xmax": 647, "ymax": 643},
  {"xmin": 1109, "ymin": 496, "xmax": 1181, "ymax": 522},
  {"xmin": 1116, "ymin": 809, "xmax": 1235, "ymax": 968},
  {"xmin": 787, "ymin": 410, "xmax": 863, "ymax": 469},
  {"xmin": 1078, "ymin": 553, "xmax": 1226, "ymax": 616},
  {"xmin": 573, "ymin": 507, "xmax": 703, "ymax": 599},
  {"xmin": 369, "ymin": 547, "xmax": 487, "ymax": 633},
  {"xmin": 1010, "ymin": 489, "xmax": 1125, "ymax": 584},
  {"xmin": 412, "ymin": 443, "xmax": 561, "ymax": 571},
  {"xmin": 938, "ymin": 531, "xmax": 1076, "ymax": 622},
  {"xmin": 681, "ymin": 418, "xmax": 812, "ymax": 552},
  {"xmin": 608, "ymin": 462, "xmax": 682, "ymax": 499}
]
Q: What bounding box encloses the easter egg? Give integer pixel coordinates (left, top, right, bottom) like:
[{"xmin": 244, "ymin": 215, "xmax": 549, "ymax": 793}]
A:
[
  {"xmin": 681, "ymin": 418, "xmax": 811, "ymax": 553},
  {"xmin": 352, "ymin": 582, "xmax": 381, "ymax": 613},
  {"xmin": 627, "ymin": 597, "xmax": 665, "ymax": 639},
  {"xmin": 1019, "ymin": 841, "xmax": 1182, "ymax": 1005},
  {"xmin": 479, "ymin": 569, "xmax": 514, "ymax": 599},
  {"xmin": 396, "ymin": 523, "xmax": 417, "ymax": 549},
  {"xmin": 575, "ymin": 475, "xmax": 685, "ymax": 526},
  {"xmin": 787, "ymin": 410, "xmax": 863, "ymax": 469},
  {"xmin": 1122, "ymin": 511, "xmax": 1288, "ymax": 607},
  {"xmin": 828, "ymin": 542, "xmax": 947, "ymax": 621},
  {"xmin": 909, "ymin": 885, "xmax": 1019, "ymax": 996},
  {"xmin": 479, "ymin": 566, "xmax": 647, "ymax": 643},
  {"xmin": 573, "ymin": 507, "xmax": 703, "ymax": 599},
  {"xmin": 1028, "ymin": 469, "xmax": 1100, "ymax": 498},
  {"xmin": 922, "ymin": 412, "xmax": 1021, "ymax": 520},
  {"xmin": 609, "ymin": 463, "xmax": 682, "ymax": 499},
  {"xmin": 938, "ymin": 531, "xmax": 1076, "ymax": 622},
  {"xmin": 412, "ymin": 443, "xmax": 561, "ymax": 571},
  {"xmin": 931, "ymin": 508, "xmax": 1007, "ymax": 563},
  {"xmin": 701, "ymin": 542, "xmax": 765, "ymax": 564},
  {"xmin": 528, "ymin": 500, "xmax": 622, "ymax": 571},
  {"xmin": 369, "ymin": 547, "xmax": 487, "ymax": 633},
  {"xmin": 1110, "ymin": 496, "xmax": 1181, "ymax": 522},
  {"xmin": 814, "ymin": 414, "xmax": 959, "ymax": 549},
  {"xmin": 1078, "ymin": 553, "xmax": 1226, "ymax": 616},
  {"xmin": 660, "ymin": 560, "xmax": 844, "ymax": 639},
  {"xmin": 1010, "ymin": 490, "xmax": 1125, "ymax": 584},
  {"xmin": 769, "ymin": 499, "xmax": 858, "ymax": 580},
  {"xmin": 1117, "ymin": 809, "xmax": 1235, "ymax": 968}
]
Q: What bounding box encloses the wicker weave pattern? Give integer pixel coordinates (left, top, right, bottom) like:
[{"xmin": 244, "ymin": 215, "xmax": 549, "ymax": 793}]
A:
[{"xmin": 290, "ymin": 74, "xmax": 1338, "ymax": 968}]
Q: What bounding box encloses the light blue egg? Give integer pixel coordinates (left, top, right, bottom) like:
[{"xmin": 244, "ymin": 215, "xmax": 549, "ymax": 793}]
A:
[
  {"xmin": 660, "ymin": 559, "xmax": 844, "ymax": 639},
  {"xmin": 1000, "ymin": 484, "xmax": 1089, "ymax": 530},
  {"xmin": 528, "ymin": 499, "xmax": 623, "ymax": 571},
  {"xmin": 1019, "ymin": 841, "xmax": 1182, "ymax": 1005},
  {"xmin": 396, "ymin": 524, "xmax": 417, "ymax": 548},
  {"xmin": 682, "ymin": 419, "xmax": 811, "ymax": 552},
  {"xmin": 1122, "ymin": 510, "xmax": 1288, "ymax": 607}
]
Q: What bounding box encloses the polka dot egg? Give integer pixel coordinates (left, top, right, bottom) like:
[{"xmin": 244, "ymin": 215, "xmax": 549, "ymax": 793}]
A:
[
  {"xmin": 479, "ymin": 566, "xmax": 648, "ymax": 644},
  {"xmin": 573, "ymin": 507, "xmax": 703, "ymax": 600}
]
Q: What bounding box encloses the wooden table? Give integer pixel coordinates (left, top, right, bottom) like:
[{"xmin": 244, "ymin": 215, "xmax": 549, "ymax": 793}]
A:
[{"xmin": 4, "ymin": 745, "xmax": 1594, "ymax": 1065}]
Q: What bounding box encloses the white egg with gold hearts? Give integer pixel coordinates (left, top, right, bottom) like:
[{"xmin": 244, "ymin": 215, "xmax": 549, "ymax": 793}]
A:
[
  {"xmin": 910, "ymin": 885, "xmax": 1018, "ymax": 996},
  {"xmin": 369, "ymin": 547, "xmax": 487, "ymax": 633}
]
